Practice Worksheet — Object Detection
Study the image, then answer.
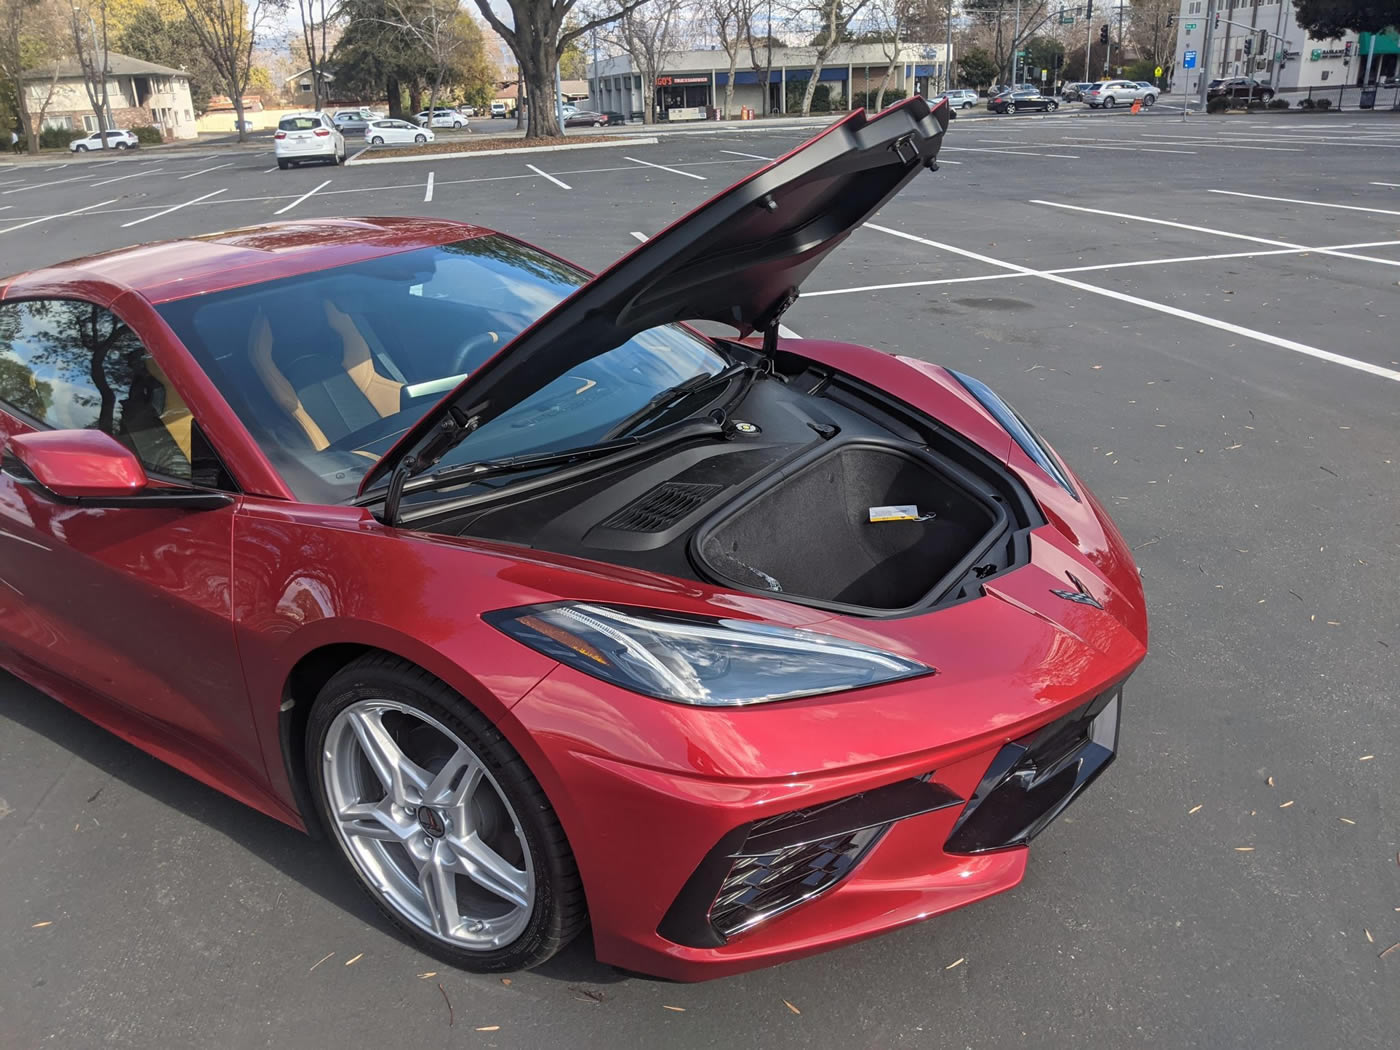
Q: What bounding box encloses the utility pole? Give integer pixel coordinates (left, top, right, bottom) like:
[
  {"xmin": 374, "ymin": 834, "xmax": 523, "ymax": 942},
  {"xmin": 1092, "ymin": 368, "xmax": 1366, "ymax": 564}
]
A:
[
  {"xmin": 1013, "ymin": 0, "xmax": 1022, "ymax": 86},
  {"xmin": 945, "ymin": 0, "xmax": 953, "ymax": 93},
  {"xmin": 1084, "ymin": 0, "xmax": 1093, "ymax": 83},
  {"xmin": 1198, "ymin": 0, "xmax": 1215, "ymax": 112},
  {"xmin": 1116, "ymin": 0, "xmax": 1125, "ymax": 76}
]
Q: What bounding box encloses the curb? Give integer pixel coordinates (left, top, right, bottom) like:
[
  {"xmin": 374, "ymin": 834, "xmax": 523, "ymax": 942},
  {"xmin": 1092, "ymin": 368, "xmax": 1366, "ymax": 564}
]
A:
[{"xmin": 347, "ymin": 136, "xmax": 659, "ymax": 165}]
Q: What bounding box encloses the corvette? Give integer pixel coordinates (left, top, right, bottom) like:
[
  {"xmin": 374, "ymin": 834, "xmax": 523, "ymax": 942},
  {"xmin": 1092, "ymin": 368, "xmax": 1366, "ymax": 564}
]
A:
[{"xmin": 0, "ymin": 97, "xmax": 1146, "ymax": 980}]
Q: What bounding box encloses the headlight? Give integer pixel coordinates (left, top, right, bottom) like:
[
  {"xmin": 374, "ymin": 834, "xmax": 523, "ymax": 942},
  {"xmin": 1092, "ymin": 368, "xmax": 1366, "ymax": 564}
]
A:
[
  {"xmin": 948, "ymin": 370, "xmax": 1080, "ymax": 500},
  {"xmin": 487, "ymin": 603, "xmax": 933, "ymax": 706}
]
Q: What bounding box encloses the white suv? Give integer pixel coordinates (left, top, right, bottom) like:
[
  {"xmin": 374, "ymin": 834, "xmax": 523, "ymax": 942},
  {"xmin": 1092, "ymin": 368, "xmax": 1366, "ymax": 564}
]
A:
[
  {"xmin": 942, "ymin": 89, "xmax": 979, "ymax": 110},
  {"xmin": 70, "ymin": 129, "xmax": 140, "ymax": 152},
  {"xmin": 274, "ymin": 112, "xmax": 346, "ymax": 168},
  {"xmin": 1085, "ymin": 80, "xmax": 1156, "ymax": 108}
]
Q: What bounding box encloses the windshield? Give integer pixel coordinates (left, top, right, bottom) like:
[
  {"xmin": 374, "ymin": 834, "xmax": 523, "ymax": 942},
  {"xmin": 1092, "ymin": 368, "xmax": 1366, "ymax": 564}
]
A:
[{"xmin": 157, "ymin": 236, "xmax": 728, "ymax": 504}]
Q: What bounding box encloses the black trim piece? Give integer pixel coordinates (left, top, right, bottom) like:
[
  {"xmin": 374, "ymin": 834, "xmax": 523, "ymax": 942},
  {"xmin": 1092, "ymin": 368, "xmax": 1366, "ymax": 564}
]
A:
[
  {"xmin": 945, "ymin": 685, "xmax": 1122, "ymax": 854},
  {"xmin": 657, "ymin": 776, "xmax": 963, "ymax": 949}
]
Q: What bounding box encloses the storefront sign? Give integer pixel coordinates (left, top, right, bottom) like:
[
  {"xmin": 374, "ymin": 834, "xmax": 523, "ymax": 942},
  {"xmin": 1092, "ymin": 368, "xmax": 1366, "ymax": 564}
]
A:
[
  {"xmin": 656, "ymin": 76, "xmax": 709, "ymax": 86},
  {"xmin": 1309, "ymin": 48, "xmax": 1345, "ymax": 60},
  {"xmin": 667, "ymin": 106, "xmax": 707, "ymax": 121}
]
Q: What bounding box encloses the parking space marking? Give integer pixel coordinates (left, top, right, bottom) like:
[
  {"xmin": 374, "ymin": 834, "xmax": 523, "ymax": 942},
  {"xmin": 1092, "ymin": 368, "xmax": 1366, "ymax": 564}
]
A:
[
  {"xmin": 92, "ymin": 166, "xmax": 163, "ymax": 187},
  {"xmin": 179, "ymin": 162, "xmax": 235, "ymax": 180},
  {"xmin": 629, "ymin": 231, "xmax": 647, "ymax": 241},
  {"xmin": 1207, "ymin": 189, "xmax": 1400, "ymax": 217},
  {"xmin": 525, "ymin": 163, "xmax": 571, "ymax": 189},
  {"xmin": 945, "ymin": 146, "xmax": 1082, "ymax": 159},
  {"xmin": 43, "ymin": 163, "xmax": 70, "ymax": 171},
  {"xmin": 1372, "ymin": 181, "xmax": 1400, "ymax": 187},
  {"xmin": 1029, "ymin": 199, "xmax": 1400, "ymax": 268},
  {"xmin": 719, "ymin": 149, "xmax": 772, "ymax": 160},
  {"xmin": 2, "ymin": 172, "xmax": 96, "ymax": 194},
  {"xmin": 863, "ymin": 222, "xmax": 1400, "ymax": 384},
  {"xmin": 0, "ymin": 205, "xmax": 10, "ymax": 211},
  {"xmin": 263, "ymin": 165, "xmax": 280, "ymax": 173},
  {"xmin": 1134, "ymin": 135, "xmax": 1301, "ymax": 152},
  {"xmin": 121, "ymin": 187, "xmax": 228, "ymax": 228},
  {"xmin": 424, "ymin": 171, "xmax": 434, "ymax": 202},
  {"xmin": 624, "ymin": 156, "xmax": 707, "ymax": 180},
  {"xmin": 0, "ymin": 197, "xmax": 120, "ymax": 236},
  {"xmin": 0, "ymin": 178, "xmax": 25, "ymax": 187},
  {"xmin": 274, "ymin": 178, "xmax": 331, "ymax": 214}
]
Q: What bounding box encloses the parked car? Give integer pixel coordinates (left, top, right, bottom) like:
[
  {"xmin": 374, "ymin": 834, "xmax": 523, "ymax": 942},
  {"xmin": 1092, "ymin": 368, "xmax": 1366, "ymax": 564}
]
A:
[
  {"xmin": 563, "ymin": 109, "xmax": 625, "ymax": 127},
  {"xmin": 561, "ymin": 103, "xmax": 579, "ymax": 119},
  {"xmin": 415, "ymin": 107, "xmax": 469, "ymax": 129},
  {"xmin": 1084, "ymin": 80, "xmax": 1157, "ymax": 108},
  {"xmin": 458, "ymin": 105, "xmax": 477, "ymax": 116},
  {"xmin": 332, "ymin": 108, "xmax": 384, "ymax": 134},
  {"xmin": 366, "ymin": 118, "xmax": 434, "ymax": 145},
  {"xmin": 1061, "ymin": 81, "xmax": 1095, "ymax": 101},
  {"xmin": 273, "ymin": 111, "xmax": 346, "ymax": 168},
  {"xmin": 490, "ymin": 101, "xmax": 510, "ymax": 118},
  {"xmin": 69, "ymin": 129, "xmax": 139, "ymax": 152},
  {"xmin": 1206, "ymin": 77, "xmax": 1274, "ymax": 102},
  {"xmin": 0, "ymin": 98, "xmax": 1145, "ymax": 980},
  {"xmin": 989, "ymin": 88, "xmax": 1059, "ymax": 114},
  {"xmin": 941, "ymin": 88, "xmax": 979, "ymax": 109},
  {"xmin": 928, "ymin": 96, "xmax": 960, "ymax": 118}
]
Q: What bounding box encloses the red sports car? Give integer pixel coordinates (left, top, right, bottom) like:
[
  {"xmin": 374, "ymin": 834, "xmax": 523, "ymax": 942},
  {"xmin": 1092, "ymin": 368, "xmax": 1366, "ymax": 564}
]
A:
[{"xmin": 0, "ymin": 98, "xmax": 1146, "ymax": 980}]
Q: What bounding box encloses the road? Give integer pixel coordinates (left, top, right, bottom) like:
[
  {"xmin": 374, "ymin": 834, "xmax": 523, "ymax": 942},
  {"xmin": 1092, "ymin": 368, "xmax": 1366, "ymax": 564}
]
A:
[{"xmin": 2, "ymin": 107, "xmax": 1399, "ymax": 1049}]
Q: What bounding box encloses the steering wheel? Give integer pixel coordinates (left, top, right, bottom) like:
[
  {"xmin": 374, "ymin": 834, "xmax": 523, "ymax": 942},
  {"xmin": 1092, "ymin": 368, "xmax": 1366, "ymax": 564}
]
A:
[{"xmin": 450, "ymin": 331, "xmax": 500, "ymax": 374}]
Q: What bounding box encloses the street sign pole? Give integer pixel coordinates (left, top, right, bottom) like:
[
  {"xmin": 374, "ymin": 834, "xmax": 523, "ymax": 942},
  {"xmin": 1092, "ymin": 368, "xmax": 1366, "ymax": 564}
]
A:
[{"xmin": 1182, "ymin": 48, "xmax": 1198, "ymax": 121}]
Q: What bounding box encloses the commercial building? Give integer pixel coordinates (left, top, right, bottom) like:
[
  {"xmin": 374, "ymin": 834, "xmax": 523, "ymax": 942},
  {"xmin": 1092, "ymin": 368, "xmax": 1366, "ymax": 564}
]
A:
[
  {"xmin": 589, "ymin": 42, "xmax": 951, "ymax": 120},
  {"xmin": 1171, "ymin": 0, "xmax": 1398, "ymax": 96},
  {"xmin": 23, "ymin": 51, "xmax": 197, "ymax": 141}
]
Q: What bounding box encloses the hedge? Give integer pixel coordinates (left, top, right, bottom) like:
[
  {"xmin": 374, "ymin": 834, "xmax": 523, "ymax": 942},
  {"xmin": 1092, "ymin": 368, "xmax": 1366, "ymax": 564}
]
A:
[
  {"xmin": 130, "ymin": 125, "xmax": 163, "ymax": 144},
  {"xmin": 850, "ymin": 88, "xmax": 908, "ymax": 111},
  {"xmin": 1268, "ymin": 97, "xmax": 1289, "ymax": 109},
  {"xmin": 1206, "ymin": 95, "xmax": 1230, "ymax": 113},
  {"xmin": 1315, "ymin": 97, "xmax": 1332, "ymax": 109},
  {"xmin": 39, "ymin": 127, "xmax": 80, "ymax": 149}
]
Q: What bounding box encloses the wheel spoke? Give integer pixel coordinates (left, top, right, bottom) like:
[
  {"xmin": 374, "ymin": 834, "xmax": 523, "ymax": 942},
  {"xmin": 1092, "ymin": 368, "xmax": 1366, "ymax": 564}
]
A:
[
  {"xmin": 339, "ymin": 799, "xmax": 414, "ymax": 843},
  {"xmin": 423, "ymin": 746, "xmax": 484, "ymax": 812},
  {"xmin": 417, "ymin": 844, "xmax": 462, "ymax": 937},
  {"xmin": 449, "ymin": 831, "xmax": 531, "ymax": 909},
  {"xmin": 346, "ymin": 707, "xmax": 430, "ymax": 806}
]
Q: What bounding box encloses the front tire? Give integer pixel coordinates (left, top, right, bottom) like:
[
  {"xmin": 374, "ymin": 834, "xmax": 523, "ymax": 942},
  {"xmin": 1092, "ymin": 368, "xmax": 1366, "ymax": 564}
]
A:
[
  {"xmin": 414, "ymin": 133, "xmax": 427, "ymax": 144},
  {"xmin": 277, "ymin": 159, "xmax": 290, "ymax": 170},
  {"xmin": 371, "ymin": 136, "xmax": 384, "ymax": 145},
  {"xmin": 1144, "ymin": 94, "xmax": 1156, "ymax": 107},
  {"xmin": 1103, "ymin": 96, "xmax": 1116, "ymax": 108},
  {"xmin": 306, "ymin": 654, "xmax": 586, "ymax": 972},
  {"xmin": 1050, "ymin": 101, "xmax": 1059, "ymax": 111},
  {"xmin": 75, "ymin": 144, "xmax": 88, "ymax": 152}
]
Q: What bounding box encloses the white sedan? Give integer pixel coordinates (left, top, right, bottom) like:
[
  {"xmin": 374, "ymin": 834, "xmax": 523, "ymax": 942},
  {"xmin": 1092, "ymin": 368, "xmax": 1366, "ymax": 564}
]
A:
[
  {"xmin": 414, "ymin": 108, "xmax": 469, "ymax": 129},
  {"xmin": 366, "ymin": 119, "xmax": 434, "ymax": 146}
]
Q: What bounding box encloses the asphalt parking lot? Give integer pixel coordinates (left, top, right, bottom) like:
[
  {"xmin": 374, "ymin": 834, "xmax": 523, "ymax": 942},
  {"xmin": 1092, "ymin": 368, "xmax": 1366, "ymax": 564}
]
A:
[{"xmin": 2, "ymin": 108, "xmax": 1399, "ymax": 1048}]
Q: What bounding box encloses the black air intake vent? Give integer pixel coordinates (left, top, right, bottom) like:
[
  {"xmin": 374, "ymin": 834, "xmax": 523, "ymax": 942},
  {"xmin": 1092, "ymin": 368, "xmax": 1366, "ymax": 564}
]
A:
[{"xmin": 599, "ymin": 481, "xmax": 722, "ymax": 533}]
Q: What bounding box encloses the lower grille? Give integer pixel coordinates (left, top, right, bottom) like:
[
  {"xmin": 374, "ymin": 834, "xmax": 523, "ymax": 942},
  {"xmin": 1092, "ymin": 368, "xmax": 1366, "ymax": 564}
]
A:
[{"xmin": 658, "ymin": 777, "xmax": 962, "ymax": 948}]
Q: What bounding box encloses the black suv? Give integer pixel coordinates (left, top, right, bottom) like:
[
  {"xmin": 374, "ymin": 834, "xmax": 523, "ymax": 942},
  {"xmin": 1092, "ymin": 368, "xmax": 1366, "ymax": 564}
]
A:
[{"xmin": 1207, "ymin": 77, "xmax": 1275, "ymax": 102}]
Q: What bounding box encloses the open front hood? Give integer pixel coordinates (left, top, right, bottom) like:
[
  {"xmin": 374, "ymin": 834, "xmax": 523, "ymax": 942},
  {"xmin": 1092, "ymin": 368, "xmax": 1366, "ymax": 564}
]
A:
[{"xmin": 359, "ymin": 96, "xmax": 949, "ymax": 497}]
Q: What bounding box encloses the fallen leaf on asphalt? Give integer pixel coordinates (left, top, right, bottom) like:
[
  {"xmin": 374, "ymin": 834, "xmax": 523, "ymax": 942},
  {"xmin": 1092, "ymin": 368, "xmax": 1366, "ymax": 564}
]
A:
[
  {"xmin": 571, "ymin": 987, "xmax": 606, "ymax": 1004},
  {"xmin": 31, "ymin": 921, "xmax": 52, "ymax": 928},
  {"xmin": 309, "ymin": 952, "xmax": 335, "ymax": 972},
  {"xmin": 1280, "ymin": 801, "xmax": 1294, "ymax": 808},
  {"xmin": 1267, "ymin": 776, "xmax": 1275, "ymax": 787},
  {"xmin": 784, "ymin": 999, "xmax": 801, "ymax": 1014},
  {"xmin": 1339, "ymin": 818, "xmax": 1356, "ymax": 825},
  {"xmin": 1360, "ymin": 755, "xmax": 1375, "ymax": 761},
  {"xmin": 439, "ymin": 983, "xmax": 453, "ymax": 1027},
  {"xmin": 1188, "ymin": 804, "xmax": 1203, "ymax": 814},
  {"xmin": 1235, "ymin": 847, "xmax": 1255, "ymax": 852},
  {"xmin": 345, "ymin": 953, "xmax": 364, "ymax": 966},
  {"xmin": 1366, "ymin": 929, "xmax": 1374, "ymax": 943},
  {"xmin": 476, "ymin": 1026, "xmax": 500, "ymax": 1032},
  {"xmin": 663, "ymin": 1005, "xmax": 686, "ymax": 1012},
  {"xmin": 501, "ymin": 978, "xmax": 512, "ymax": 986},
  {"xmin": 417, "ymin": 972, "xmax": 437, "ymax": 979},
  {"xmin": 1380, "ymin": 942, "xmax": 1400, "ymax": 960},
  {"xmin": 945, "ymin": 957, "xmax": 966, "ymax": 970}
]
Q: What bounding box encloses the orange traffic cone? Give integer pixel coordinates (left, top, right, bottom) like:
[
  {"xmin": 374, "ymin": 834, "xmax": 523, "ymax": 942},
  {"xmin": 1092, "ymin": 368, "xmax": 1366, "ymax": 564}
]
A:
[{"xmin": 1130, "ymin": 99, "xmax": 1143, "ymax": 114}]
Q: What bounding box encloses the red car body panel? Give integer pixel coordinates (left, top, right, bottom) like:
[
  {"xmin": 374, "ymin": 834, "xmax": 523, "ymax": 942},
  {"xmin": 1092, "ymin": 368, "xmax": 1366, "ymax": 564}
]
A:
[{"xmin": 0, "ymin": 212, "xmax": 1147, "ymax": 979}]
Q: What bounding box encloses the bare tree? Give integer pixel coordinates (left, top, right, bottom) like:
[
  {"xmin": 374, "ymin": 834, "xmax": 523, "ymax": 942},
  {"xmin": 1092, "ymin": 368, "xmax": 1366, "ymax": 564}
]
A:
[
  {"xmin": 0, "ymin": 0, "xmax": 63, "ymax": 153},
  {"xmin": 609, "ymin": 0, "xmax": 684, "ymax": 123},
  {"xmin": 711, "ymin": 0, "xmax": 744, "ymax": 117},
  {"xmin": 795, "ymin": 0, "xmax": 871, "ymax": 116},
  {"xmin": 867, "ymin": 0, "xmax": 909, "ymax": 110},
  {"xmin": 471, "ymin": 0, "xmax": 652, "ymax": 140},
  {"xmin": 297, "ymin": 0, "xmax": 341, "ymax": 110},
  {"xmin": 374, "ymin": 0, "xmax": 468, "ymax": 124},
  {"xmin": 177, "ymin": 0, "xmax": 283, "ymax": 142},
  {"xmin": 742, "ymin": 0, "xmax": 776, "ymax": 114},
  {"xmin": 69, "ymin": 0, "xmax": 114, "ymax": 147}
]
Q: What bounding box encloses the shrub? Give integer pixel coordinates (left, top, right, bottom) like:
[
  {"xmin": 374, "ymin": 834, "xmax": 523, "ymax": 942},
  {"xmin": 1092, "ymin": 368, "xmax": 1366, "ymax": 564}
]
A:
[
  {"xmin": 130, "ymin": 125, "xmax": 163, "ymax": 144},
  {"xmin": 1207, "ymin": 95, "xmax": 1230, "ymax": 113},
  {"xmin": 850, "ymin": 88, "xmax": 907, "ymax": 111},
  {"xmin": 39, "ymin": 126, "xmax": 80, "ymax": 149},
  {"xmin": 1315, "ymin": 97, "xmax": 1332, "ymax": 110},
  {"xmin": 1299, "ymin": 97, "xmax": 1316, "ymax": 109},
  {"xmin": 1268, "ymin": 97, "xmax": 1289, "ymax": 109}
]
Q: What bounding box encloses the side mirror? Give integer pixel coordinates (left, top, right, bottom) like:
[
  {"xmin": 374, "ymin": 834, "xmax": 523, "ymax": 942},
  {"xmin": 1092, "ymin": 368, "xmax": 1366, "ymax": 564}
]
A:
[
  {"xmin": 3, "ymin": 430, "xmax": 231, "ymax": 510},
  {"xmin": 7, "ymin": 429, "xmax": 148, "ymax": 498}
]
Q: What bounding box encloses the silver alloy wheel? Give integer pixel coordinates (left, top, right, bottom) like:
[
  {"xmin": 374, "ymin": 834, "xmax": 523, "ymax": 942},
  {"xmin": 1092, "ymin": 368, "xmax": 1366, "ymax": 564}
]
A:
[{"xmin": 322, "ymin": 699, "xmax": 536, "ymax": 950}]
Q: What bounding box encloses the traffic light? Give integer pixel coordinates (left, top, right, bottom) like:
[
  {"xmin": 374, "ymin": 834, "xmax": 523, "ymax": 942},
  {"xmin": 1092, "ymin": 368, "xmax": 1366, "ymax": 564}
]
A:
[
  {"xmin": 1086, "ymin": 1, "xmax": 1092, "ymax": 18},
  {"xmin": 1343, "ymin": 41, "xmax": 1353, "ymax": 57},
  {"xmin": 1166, "ymin": 13, "xmax": 1174, "ymax": 26},
  {"xmin": 1243, "ymin": 38, "xmax": 1252, "ymax": 55},
  {"xmin": 1259, "ymin": 30, "xmax": 1269, "ymax": 55},
  {"xmin": 1099, "ymin": 24, "xmax": 1109, "ymax": 45},
  {"xmin": 1213, "ymin": 14, "xmax": 1220, "ymax": 28}
]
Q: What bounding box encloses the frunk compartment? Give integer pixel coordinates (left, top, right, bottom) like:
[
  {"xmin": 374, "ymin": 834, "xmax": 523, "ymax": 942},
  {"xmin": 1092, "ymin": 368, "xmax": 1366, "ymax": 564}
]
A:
[{"xmin": 693, "ymin": 441, "xmax": 1007, "ymax": 612}]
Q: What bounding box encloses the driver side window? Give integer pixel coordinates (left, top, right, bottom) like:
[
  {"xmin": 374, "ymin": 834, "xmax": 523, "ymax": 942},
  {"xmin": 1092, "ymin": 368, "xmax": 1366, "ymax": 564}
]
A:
[{"xmin": 0, "ymin": 300, "xmax": 235, "ymax": 489}]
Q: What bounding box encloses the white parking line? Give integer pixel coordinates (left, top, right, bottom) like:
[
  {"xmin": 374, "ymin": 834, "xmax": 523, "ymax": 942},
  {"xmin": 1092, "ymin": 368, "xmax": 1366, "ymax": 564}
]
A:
[
  {"xmin": 93, "ymin": 158, "xmax": 122, "ymax": 167},
  {"xmin": 719, "ymin": 149, "xmax": 773, "ymax": 160},
  {"xmin": 274, "ymin": 178, "xmax": 331, "ymax": 215},
  {"xmin": 2, "ymin": 173, "xmax": 96, "ymax": 194},
  {"xmin": 1029, "ymin": 199, "xmax": 1400, "ymax": 268},
  {"xmin": 629, "ymin": 231, "xmax": 647, "ymax": 241},
  {"xmin": 92, "ymin": 166, "xmax": 163, "ymax": 187},
  {"xmin": 1372, "ymin": 181, "xmax": 1400, "ymax": 188},
  {"xmin": 424, "ymin": 171, "xmax": 434, "ymax": 202},
  {"xmin": 179, "ymin": 162, "xmax": 235, "ymax": 180},
  {"xmin": 624, "ymin": 156, "xmax": 707, "ymax": 180},
  {"xmin": 0, "ymin": 197, "xmax": 120, "ymax": 236},
  {"xmin": 863, "ymin": 223, "xmax": 1400, "ymax": 384},
  {"xmin": 526, "ymin": 163, "xmax": 571, "ymax": 189},
  {"xmin": 1133, "ymin": 135, "xmax": 1301, "ymax": 152},
  {"xmin": 1207, "ymin": 189, "xmax": 1400, "ymax": 218},
  {"xmin": 43, "ymin": 163, "xmax": 69, "ymax": 171},
  {"xmin": 263, "ymin": 165, "xmax": 280, "ymax": 173},
  {"xmin": 0, "ymin": 179, "xmax": 25, "ymax": 187},
  {"xmin": 0, "ymin": 205, "xmax": 10, "ymax": 211},
  {"xmin": 121, "ymin": 187, "xmax": 228, "ymax": 228}
]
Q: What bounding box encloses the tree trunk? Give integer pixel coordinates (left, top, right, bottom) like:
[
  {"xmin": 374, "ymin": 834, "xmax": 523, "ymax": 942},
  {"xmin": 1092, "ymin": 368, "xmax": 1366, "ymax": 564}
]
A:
[
  {"xmin": 387, "ymin": 75, "xmax": 402, "ymax": 118},
  {"xmin": 232, "ymin": 93, "xmax": 246, "ymax": 142},
  {"xmin": 426, "ymin": 64, "xmax": 446, "ymax": 125},
  {"xmin": 515, "ymin": 71, "xmax": 524, "ymax": 129},
  {"xmin": 723, "ymin": 50, "xmax": 737, "ymax": 117},
  {"xmin": 409, "ymin": 83, "xmax": 423, "ymax": 115},
  {"xmin": 521, "ymin": 34, "xmax": 561, "ymax": 139},
  {"xmin": 875, "ymin": 56, "xmax": 896, "ymax": 111}
]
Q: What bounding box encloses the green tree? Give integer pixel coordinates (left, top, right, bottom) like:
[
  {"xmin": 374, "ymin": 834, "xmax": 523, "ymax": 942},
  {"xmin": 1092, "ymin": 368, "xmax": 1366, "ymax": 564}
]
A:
[
  {"xmin": 1293, "ymin": 0, "xmax": 1399, "ymax": 37},
  {"xmin": 116, "ymin": 4, "xmax": 219, "ymax": 113},
  {"xmin": 956, "ymin": 46, "xmax": 998, "ymax": 88}
]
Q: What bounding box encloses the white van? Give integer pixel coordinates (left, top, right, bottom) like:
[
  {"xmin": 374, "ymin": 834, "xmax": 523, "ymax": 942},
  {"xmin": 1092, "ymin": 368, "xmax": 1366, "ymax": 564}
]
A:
[{"xmin": 490, "ymin": 101, "xmax": 509, "ymax": 118}]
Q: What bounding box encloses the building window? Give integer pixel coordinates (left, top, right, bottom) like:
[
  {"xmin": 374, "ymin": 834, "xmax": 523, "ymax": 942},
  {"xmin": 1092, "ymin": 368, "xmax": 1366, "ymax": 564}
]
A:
[
  {"xmin": 184, "ymin": 110, "xmax": 191, "ymax": 122},
  {"xmin": 83, "ymin": 114, "xmax": 98, "ymax": 132},
  {"xmin": 300, "ymin": 80, "xmax": 311, "ymax": 91},
  {"xmin": 1188, "ymin": 1, "xmax": 1201, "ymax": 12}
]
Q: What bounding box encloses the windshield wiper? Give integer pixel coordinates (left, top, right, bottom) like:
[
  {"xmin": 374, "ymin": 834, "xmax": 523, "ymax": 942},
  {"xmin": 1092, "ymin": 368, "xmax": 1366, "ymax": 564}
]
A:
[{"xmin": 602, "ymin": 363, "xmax": 754, "ymax": 440}]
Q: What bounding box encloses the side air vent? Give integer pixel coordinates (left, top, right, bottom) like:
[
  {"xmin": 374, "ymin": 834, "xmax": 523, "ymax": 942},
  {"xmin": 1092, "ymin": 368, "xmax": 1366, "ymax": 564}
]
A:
[{"xmin": 599, "ymin": 481, "xmax": 722, "ymax": 533}]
